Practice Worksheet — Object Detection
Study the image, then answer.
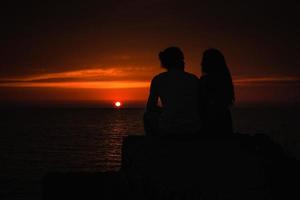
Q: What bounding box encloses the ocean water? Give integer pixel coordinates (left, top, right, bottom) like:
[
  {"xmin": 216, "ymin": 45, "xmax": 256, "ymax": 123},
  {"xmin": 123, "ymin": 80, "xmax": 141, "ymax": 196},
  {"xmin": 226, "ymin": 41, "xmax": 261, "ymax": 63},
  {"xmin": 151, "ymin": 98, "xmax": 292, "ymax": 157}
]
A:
[{"xmin": 0, "ymin": 106, "xmax": 299, "ymax": 199}]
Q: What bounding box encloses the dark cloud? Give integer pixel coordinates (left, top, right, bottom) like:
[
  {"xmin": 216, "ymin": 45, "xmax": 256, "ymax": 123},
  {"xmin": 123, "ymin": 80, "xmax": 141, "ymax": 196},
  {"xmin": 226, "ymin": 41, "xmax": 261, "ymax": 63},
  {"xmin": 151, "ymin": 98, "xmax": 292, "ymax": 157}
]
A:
[{"xmin": 0, "ymin": 0, "xmax": 299, "ymax": 78}]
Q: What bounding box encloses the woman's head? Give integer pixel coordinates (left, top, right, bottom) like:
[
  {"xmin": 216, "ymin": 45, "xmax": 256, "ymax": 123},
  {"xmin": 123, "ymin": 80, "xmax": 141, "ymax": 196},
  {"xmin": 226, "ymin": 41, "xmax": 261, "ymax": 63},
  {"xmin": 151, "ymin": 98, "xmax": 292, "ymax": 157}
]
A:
[
  {"xmin": 201, "ymin": 48, "xmax": 235, "ymax": 105},
  {"xmin": 201, "ymin": 48, "xmax": 228, "ymax": 75},
  {"xmin": 159, "ymin": 47, "xmax": 185, "ymax": 70}
]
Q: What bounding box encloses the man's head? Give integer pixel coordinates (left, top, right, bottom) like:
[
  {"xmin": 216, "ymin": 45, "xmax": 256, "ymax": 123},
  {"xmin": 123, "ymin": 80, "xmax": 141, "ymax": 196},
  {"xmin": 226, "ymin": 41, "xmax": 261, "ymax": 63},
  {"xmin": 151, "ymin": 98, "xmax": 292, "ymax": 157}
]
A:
[{"xmin": 159, "ymin": 47, "xmax": 185, "ymax": 70}]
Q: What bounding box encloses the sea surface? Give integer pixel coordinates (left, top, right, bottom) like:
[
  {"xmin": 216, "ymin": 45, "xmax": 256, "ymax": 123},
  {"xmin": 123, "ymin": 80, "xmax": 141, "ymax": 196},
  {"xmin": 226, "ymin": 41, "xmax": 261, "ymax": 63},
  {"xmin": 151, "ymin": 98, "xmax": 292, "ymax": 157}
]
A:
[{"xmin": 0, "ymin": 106, "xmax": 299, "ymax": 199}]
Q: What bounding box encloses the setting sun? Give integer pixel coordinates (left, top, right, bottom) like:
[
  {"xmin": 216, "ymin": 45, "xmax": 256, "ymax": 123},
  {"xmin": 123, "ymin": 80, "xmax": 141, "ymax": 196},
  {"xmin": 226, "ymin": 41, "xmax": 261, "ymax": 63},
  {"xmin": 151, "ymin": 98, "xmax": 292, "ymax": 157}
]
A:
[{"xmin": 114, "ymin": 101, "xmax": 122, "ymax": 108}]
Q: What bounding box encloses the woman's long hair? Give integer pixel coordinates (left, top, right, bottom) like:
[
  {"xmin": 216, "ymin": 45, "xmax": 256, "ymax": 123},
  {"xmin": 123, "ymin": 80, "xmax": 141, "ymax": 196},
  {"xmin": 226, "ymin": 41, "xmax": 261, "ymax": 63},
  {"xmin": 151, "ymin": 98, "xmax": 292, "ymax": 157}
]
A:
[{"xmin": 201, "ymin": 48, "xmax": 235, "ymax": 106}]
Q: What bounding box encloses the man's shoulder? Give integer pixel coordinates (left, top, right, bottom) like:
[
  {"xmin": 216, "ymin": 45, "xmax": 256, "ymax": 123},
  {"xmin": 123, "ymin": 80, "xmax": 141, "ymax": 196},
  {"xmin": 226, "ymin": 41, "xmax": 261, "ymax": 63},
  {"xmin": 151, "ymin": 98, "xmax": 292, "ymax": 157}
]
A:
[
  {"xmin": 152, "ymin": 72, "xmax": 168, "ymax": 82},
  {"xmin": 199, "ymin": 75, "xmax": 211, "ymax": 83},
  {"xmin": 184, "ymin": 71, "xmax": 199, "ymax": 81}
]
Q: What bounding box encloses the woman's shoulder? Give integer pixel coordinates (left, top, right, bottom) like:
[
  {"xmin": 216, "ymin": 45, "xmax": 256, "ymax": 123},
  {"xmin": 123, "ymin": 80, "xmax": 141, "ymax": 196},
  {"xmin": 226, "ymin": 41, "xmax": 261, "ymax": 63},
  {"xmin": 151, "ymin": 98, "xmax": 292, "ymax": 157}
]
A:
[{"xmin": 199, "ymin": 75, "xmax": 212, "ymax": 89}]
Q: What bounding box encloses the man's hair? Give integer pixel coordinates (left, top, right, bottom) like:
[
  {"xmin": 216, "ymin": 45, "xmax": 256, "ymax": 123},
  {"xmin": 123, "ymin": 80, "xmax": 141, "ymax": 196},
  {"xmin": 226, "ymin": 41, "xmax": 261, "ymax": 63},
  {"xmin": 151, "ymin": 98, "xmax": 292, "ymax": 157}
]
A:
[{"xmin": 159, "ymin": 47, "xmax": 185, "ymax": 69}]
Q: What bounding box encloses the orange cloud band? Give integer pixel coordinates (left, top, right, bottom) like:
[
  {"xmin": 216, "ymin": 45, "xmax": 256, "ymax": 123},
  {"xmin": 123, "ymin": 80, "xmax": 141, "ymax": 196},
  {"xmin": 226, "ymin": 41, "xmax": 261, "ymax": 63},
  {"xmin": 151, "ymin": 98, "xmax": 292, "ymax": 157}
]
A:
[
  {"xmin": 0, "ymin": 66, "xmax": 158, "ymax": 82},
  {"xmin": 234, "ymin": 76, "xmax": 300, "ymax": 85},
  {"xmin": 0, "ymin": 81, "xmax": 149, "ymax": 89},
  {"xmin": 0, "ymin": 66, "xmax": 299, "ymax": 89}
]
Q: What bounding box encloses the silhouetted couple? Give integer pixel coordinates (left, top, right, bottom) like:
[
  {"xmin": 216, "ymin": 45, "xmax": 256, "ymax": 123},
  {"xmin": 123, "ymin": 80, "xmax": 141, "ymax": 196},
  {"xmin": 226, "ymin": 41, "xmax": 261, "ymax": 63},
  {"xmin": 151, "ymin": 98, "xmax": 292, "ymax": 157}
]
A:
[{"xmin": 144, "ymin": 47, "xmax": 235, "ymax": 136}]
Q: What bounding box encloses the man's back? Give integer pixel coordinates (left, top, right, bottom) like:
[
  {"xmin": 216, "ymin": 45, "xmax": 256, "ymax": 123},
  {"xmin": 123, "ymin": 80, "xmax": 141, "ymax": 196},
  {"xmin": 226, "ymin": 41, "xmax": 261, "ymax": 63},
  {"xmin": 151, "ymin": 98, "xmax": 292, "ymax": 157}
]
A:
[
  {"xmin": 145, "ymin": 47, "xmax": 201, "ymax": 135},
  {"xmin": 153, "ymin": 70, "xmax": 199, "ymax": 114},
  {"xmin": 151, "ymin": 70, "xmax": 200, "ymax": 134}
]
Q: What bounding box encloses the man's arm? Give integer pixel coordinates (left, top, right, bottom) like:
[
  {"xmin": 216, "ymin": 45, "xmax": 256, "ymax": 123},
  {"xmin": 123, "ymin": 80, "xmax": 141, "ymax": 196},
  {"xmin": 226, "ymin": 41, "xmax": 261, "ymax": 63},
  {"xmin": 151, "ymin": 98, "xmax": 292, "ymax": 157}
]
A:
[{"xmin": 146, "ymin": 78, "xmax": 160, "ymax": 112}]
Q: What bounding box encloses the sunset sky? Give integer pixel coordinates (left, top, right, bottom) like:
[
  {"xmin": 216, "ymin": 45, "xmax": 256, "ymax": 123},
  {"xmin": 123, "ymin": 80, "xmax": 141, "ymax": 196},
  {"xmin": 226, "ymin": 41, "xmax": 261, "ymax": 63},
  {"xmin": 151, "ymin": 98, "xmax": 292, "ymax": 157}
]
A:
[{"xmin": 1, "ymin": 1, "xmax": 299, "ymax": 106}]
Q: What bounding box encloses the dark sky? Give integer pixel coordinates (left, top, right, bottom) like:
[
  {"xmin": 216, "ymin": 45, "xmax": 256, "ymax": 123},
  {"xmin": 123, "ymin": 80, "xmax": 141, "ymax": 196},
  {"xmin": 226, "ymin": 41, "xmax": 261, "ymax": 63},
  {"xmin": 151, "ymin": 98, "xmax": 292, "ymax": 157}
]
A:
[{"xmin": 0, "ymin": 0, "xmax": 299, "ymax": 104}]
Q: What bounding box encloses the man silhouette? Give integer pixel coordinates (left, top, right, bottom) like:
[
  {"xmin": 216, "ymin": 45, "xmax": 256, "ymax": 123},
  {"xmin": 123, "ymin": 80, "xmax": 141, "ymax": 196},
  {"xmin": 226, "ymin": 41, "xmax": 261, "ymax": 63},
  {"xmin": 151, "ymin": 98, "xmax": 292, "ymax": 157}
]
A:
[{"xmin": 144, "ymin": 47, "xmax": 201, "ymax": 136}]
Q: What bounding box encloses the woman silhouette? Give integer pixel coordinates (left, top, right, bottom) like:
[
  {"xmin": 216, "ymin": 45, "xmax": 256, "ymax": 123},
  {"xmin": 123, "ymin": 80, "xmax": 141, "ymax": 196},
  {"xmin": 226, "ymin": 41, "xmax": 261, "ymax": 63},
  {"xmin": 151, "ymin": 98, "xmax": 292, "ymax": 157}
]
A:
[
  {"xmin": 144, "ymin": 47, "xmax": 201, "ymax": 136},
  {"xmin": 199, "ymin": 49, "xmax": 235, "ymax": 134}
]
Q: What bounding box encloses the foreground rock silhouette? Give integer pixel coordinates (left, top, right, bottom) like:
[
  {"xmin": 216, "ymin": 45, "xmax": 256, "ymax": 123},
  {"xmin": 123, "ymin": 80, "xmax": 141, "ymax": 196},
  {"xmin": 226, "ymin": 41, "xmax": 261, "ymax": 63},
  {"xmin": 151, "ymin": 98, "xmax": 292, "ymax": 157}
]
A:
[{"xmin": 43, "ymin": 134, "xmax": 299, "ymax": 200}]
